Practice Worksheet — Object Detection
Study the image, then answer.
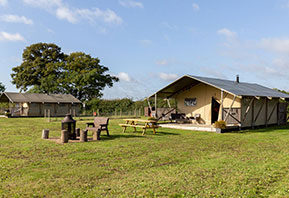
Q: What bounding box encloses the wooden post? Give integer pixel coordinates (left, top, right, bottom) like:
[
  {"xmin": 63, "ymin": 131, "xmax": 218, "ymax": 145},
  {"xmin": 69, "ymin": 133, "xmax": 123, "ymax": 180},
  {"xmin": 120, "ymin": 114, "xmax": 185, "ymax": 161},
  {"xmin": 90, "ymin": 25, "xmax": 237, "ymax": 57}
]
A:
[
  {"xmin": 76, "ymin": 128, "xmax": 80, "ymax": 137},
  {"xmin": 155, "ymin": 93, "xmax": 157, "ymax": 118},
  {"xmin": 220, "ymin": 89, "xmax": 224, "ymax": 120},
  {"xmin": 60, "ymin": 130, "xmax": 68, "ymax": 143},
  {"xmin": 42, "ymin": 129, "xmax": 49, "ymax": 139},
  {"xmin": 166, "ymin": 98, "xmax": 171, "ymax": 108},
  {"xmin": 147, "ymin": 98, "xmax": 153, "ymax": 114},
  {"xmin": 251, "ymin": 98, "xmax": 255, "ymax": 129},
  {"xmin": 80, "ymin": 130, "xmax": 87, "ymax": 142},
  {"xmin": 120, "ymin": 109, "xmax": 122, "ymax": 117},
  {"xmin": 44, "ymin": 109, "xmax": 46, "ymax": 118},
  {"xmin": 277, "ymin": 102, "xmax": 280, "ymax": 125},
  {"xmin": 224, "ymin": 95, "xmax": 236, "ymax": 121},
  {"xmin": 134, "ymin": 108, "xmax": 136, "ymax": 117},
  {"xmin": 265, "ymin": 98, "xmax": 268, "ymax": 127},
  {"xmin": 48, "ymin": 109, "xmax": 50, "ymax": 122}
]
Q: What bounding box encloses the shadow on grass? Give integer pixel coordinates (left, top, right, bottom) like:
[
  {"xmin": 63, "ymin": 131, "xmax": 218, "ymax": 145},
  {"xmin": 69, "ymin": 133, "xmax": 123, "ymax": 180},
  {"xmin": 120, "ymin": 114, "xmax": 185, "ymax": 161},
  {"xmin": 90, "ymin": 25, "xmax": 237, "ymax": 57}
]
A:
[
  {"xmin": 229, "ymin": 124, "xmax": 289, "ymax": 134},
  {"xmin": 99, "ymin": 134, "xmax": 145, "ymax": 141},
  {"xmin": 153, "ymin": 131, "xmax": 179, "ymax": 136},
  {"xmin": 91, "ymin": 130, "xmax": 179, "ymax": 141}
]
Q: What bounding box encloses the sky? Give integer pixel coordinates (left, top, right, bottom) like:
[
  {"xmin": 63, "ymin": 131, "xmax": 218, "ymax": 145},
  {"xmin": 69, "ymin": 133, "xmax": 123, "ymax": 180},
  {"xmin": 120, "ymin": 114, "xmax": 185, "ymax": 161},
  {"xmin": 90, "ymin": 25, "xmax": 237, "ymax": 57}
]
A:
[{"xmin": 1, "ymin": 0, "xmax": 289, "ymax": 100}]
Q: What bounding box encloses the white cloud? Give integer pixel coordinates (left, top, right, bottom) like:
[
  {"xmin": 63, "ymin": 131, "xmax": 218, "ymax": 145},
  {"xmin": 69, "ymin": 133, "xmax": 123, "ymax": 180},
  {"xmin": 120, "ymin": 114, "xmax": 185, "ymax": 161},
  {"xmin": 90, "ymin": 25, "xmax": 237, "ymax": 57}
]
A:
[
  {"xmin": 119, "ymin": 0, "xmax": 143, "ymax": 8},
  {"xmin": 0, "ymin": 0, "xmax": 7, "ymax": 6},
  {"xmin": 159, "ymin": 73, "xmax": 178, "ymax": 81},
  {"xmin": 259, "ymin": 38, "xmax": 289, "ymax": 54},
  {"xmin": 140, "ymin": 39, "xmax": 152, "ymax": 46},
  {"xmin": 117, "ymin": 72, "xmax": 131, "ymax": 82},
  {"xmin": 22, "ymin": 0, "xmax": 123, "ymax": 25},
  {"xmin": 0, "ymin": 15, "xmax": 33, "ymax": 25},
  {"xmin": 0, "ymin": 31, "xmax": 25, "ymax": 42},
  {"xmin": 23, "ymin": 0, "xmax": 62, "ymax": 9},
  {"xmin": 56, "ymin": 7, "xmax": 77, "ymax": 23},
  {"xmin": 217, "ymin": 28, "xmax": 237, "ymax": 38},
  {"xmin": 76, "ymin": 8, "xmax": 123, "ymax": 25},
  {"xmin": 192, "ymin": 3, "xmax": 200, "ymax": 11}
]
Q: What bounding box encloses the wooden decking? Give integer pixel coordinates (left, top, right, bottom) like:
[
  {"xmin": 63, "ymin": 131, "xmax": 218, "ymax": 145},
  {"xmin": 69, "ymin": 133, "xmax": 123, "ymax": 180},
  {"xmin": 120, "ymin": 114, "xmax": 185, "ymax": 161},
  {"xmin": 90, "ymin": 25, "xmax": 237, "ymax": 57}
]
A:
[
  {"xmin": 158, "ymin": 123, "xmax": 220, "ymax": 132},
  {"xmin": 159, "ymin": 123, "xmax": 240, "ymax": 133}
]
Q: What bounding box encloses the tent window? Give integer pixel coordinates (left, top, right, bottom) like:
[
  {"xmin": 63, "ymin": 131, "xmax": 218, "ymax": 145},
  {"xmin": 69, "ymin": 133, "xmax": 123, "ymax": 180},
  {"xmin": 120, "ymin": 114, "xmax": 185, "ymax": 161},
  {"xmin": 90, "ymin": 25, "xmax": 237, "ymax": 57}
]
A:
[{"xmin": 184, "ymin": 98, "xmax": 197, "ymax": 106}]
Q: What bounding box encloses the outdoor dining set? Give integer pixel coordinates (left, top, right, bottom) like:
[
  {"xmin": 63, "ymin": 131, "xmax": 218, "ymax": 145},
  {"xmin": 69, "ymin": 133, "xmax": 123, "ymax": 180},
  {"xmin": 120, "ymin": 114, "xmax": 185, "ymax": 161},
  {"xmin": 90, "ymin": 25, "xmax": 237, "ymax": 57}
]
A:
[{"xmin": 42, "ymin": 114, "xmax": 159, "ymax": 144}]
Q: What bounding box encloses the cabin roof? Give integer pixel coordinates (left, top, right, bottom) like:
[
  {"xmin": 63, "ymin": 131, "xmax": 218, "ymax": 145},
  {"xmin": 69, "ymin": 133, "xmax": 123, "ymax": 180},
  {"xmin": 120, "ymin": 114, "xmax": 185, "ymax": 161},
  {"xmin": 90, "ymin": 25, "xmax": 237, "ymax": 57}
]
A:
[
  {"xmin": 148, "ymin": 75, "xmax": 289, "ymax": 99},
  {"xmin": 0, "ymin": 92, "xmax": 82, "ymax": 104}
]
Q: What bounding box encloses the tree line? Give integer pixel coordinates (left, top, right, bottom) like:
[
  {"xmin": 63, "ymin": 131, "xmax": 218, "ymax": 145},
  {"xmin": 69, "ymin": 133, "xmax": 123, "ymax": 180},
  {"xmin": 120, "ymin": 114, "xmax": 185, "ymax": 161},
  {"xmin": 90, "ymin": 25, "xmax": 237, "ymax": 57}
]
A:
[{"xmin": 85, "ymin": 98, "xmax": 176, "ymax": 115}]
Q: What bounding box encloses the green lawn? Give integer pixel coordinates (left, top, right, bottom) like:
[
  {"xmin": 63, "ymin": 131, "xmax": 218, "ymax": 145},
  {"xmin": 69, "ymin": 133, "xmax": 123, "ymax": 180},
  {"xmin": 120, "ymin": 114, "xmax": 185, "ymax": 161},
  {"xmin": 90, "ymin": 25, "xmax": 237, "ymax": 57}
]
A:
[{"xmin": 0, "ymin": 117, "xmax": 289, "ymax": 197}]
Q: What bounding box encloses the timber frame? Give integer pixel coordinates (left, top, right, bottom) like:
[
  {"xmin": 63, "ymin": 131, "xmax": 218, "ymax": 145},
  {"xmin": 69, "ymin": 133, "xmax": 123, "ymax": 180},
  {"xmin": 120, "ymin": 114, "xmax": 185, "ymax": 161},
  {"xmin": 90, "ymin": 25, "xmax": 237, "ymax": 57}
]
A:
[{"xmin": 147, "ymin": 75, "xmax": 289, "ymax": 129}]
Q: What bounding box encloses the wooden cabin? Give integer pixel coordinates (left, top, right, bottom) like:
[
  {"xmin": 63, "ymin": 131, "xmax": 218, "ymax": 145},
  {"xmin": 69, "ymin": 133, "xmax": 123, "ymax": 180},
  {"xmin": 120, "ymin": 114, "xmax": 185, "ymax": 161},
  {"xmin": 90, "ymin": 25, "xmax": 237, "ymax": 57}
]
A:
[
  {"xmin": 0, "ymin": 92, "xmax": 82, "ymax": 117},
  {"xmin": 148, "ymin": 75, "xmax": 289, "ymax": 129}
]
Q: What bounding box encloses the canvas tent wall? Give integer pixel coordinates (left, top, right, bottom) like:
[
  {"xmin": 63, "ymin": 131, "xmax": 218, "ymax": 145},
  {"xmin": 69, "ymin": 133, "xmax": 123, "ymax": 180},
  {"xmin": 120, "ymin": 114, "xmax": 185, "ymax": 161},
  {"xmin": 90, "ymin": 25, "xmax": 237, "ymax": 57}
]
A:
[
  {"xmin": 147, "ymin": 75, "xmax": 289, "ymax": 128},
  {"xmin": 0, "ymin": 92, "xmax": 82, "ymax": 117}
]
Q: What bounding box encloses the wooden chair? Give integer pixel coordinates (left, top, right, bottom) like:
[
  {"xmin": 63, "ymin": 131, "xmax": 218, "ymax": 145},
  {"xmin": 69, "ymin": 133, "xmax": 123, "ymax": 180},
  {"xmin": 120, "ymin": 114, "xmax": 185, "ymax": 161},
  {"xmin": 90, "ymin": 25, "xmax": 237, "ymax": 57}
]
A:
[{"xmin": 86, "ymin": 117, "xmax": 109, "ymax": 140}]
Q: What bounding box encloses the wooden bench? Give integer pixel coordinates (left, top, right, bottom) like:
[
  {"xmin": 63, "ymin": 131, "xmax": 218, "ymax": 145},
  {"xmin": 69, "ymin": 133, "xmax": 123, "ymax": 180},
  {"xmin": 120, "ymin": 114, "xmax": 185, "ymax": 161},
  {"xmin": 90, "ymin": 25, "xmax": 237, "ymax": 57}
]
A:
[
  {"xmin": 86, "ymin": 117, "xmax": 109, "ymax": 140},
  {"xmin": 119, "ymin": 119, "xmax": 158, "ymax": 135}
]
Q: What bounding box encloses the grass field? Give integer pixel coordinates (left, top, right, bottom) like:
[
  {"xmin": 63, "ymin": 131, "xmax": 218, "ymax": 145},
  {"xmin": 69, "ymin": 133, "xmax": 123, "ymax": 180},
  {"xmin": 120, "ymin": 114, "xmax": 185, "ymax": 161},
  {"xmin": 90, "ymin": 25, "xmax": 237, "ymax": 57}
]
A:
[{"xmin": 0, "ymin": 117, "xmax": 289, "ymax": 197}]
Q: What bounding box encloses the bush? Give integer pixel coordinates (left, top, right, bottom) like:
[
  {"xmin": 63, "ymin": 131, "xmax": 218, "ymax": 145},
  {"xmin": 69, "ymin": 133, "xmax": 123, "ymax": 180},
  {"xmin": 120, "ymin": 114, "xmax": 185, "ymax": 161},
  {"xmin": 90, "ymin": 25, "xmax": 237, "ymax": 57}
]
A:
[{"xmin": 214, "ymin": 120, "xmax": 226, "ymax": 129}]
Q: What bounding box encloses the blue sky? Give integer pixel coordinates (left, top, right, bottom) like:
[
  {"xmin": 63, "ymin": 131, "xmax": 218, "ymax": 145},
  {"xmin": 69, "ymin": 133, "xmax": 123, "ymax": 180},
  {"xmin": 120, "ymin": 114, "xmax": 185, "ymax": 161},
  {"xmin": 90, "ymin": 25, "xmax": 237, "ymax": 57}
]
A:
[{"xmin": 1, "ymin": 0, "xmax": 289, "ymax": 100}]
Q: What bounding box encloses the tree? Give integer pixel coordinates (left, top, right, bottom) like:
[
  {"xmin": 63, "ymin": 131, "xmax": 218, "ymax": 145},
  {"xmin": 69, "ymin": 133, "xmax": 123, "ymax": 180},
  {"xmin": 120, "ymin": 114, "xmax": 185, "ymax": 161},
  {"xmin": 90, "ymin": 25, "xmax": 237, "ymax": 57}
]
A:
[
  {"xmin": 11, "ymin": 43, "xmax": 65, "ymax": 93},
  {"xmin": 60, "ymin": 52, "xmax": 118, "ymax": 101},
  {"xmin": 0, "ymin": 82, "xmax": 5, "ymax": 93},
  {"xmin": 11, "ymin": 43, "xmax": 118, "ymax": 101}
]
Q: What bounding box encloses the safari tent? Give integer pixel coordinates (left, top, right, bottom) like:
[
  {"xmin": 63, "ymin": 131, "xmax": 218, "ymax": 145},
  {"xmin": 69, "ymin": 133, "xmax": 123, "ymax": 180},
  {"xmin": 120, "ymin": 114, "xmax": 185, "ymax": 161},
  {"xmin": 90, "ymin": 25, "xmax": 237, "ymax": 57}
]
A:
[
  {"xmin": 148, "ymin": 75, "xmax": 289, "ymax": 130},
  {"xmin": 0, "ymin": 92, "xmax": 82, "ymax": 117}
]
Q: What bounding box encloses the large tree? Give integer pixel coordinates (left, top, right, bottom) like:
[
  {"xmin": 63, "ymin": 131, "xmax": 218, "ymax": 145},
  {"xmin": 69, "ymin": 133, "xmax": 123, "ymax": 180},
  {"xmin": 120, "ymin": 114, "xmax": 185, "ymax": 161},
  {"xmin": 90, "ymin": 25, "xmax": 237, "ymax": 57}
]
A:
[
  {"xmin": 59, "ymin": 52, "xmax": 118, "ymax": 101},
  {"xmin": 11, "ymin": 43, "xmax": 65, "ymax": 93},
  {"xmin": 11, "ymin": 43, "xmax": 118, "ymax": 101},
  {"xmin": 0, "ymin": 82, "xmax": 5, "ymax": 93}
]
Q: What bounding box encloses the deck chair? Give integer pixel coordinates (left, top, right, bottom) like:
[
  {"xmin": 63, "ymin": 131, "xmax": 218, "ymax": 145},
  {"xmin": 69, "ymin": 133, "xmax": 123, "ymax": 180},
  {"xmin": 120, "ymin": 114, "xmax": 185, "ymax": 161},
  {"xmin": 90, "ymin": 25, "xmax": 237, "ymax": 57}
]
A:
[{"xmin": 86, "ymin": 117, "xmax": 109, "ymax": 140}]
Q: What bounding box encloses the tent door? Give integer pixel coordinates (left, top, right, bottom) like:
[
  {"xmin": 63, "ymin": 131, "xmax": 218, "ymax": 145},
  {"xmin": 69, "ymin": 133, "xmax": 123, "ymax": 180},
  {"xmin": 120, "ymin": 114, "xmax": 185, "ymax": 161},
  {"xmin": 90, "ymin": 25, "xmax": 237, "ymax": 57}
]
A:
[{"xmin": 211, "ymin": 97, "xmax": 220, "ymax": 124}]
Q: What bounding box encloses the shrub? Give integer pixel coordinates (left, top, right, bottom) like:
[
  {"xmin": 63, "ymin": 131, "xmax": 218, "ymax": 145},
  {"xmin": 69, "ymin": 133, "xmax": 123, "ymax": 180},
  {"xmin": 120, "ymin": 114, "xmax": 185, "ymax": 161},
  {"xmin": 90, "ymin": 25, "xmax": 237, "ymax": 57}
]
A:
[{"xmin": 214, "ymin": 120, "xmax": 226, "ymax": 129}]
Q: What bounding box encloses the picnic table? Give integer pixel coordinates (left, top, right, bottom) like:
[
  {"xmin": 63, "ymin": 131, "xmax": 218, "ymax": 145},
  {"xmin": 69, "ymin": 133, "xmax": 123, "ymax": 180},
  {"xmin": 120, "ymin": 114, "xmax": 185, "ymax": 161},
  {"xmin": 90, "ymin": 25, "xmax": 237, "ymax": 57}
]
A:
[{"xmin": 119, "ymin": 119, "xmax": 158, "ymax": 135}]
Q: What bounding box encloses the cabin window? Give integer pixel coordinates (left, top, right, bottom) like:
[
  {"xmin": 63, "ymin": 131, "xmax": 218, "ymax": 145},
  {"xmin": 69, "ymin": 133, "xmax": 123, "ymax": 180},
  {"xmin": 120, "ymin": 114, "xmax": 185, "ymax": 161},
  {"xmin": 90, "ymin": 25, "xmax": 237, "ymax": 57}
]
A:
[{"xmin": 184, "ymin": 98, "xmax": 197, "ymax": 106}]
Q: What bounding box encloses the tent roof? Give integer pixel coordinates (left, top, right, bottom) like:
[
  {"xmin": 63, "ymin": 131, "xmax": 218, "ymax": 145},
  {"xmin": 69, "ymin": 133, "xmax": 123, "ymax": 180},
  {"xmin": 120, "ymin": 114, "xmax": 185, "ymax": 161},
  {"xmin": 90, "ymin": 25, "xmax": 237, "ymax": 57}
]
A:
[
  {"xmin": 148, "ymin": 75, "xmax": 289, "ymax": 99},
  {"xmin": 0, "ymin": 92, "xmax": 82, "ymax": 104}
]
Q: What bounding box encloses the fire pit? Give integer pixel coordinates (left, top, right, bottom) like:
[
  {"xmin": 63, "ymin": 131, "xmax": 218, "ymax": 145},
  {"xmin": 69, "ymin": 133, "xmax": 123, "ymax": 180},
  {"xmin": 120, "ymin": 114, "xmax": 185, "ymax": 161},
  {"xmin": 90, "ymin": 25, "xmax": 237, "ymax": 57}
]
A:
[{"xmin": 61, "ymin": 114, "xmax": 76, "ymax": 140}]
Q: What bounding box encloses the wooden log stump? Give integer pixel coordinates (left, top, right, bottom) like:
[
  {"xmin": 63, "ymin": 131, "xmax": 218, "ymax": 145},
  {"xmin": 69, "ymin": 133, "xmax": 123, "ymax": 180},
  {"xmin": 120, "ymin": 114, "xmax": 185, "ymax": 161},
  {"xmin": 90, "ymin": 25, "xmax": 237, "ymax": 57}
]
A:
[
  {"xmin": 42, "ymin": 129, "xmax": 49, "ymax": 139},
  {"xmin": 80, "ymin": 130, "xmax": 88, "ymax": 142},
  {"xmin": 76, "ymin": 128, "xmax": 80, "ymax": 137},
  {"xmin": 60, "ymin": 130, "xmax": 69, "ymax": 143},
  {"xmin": 93, "ymin": 129, "xmax": 101, "ymax": 140}
]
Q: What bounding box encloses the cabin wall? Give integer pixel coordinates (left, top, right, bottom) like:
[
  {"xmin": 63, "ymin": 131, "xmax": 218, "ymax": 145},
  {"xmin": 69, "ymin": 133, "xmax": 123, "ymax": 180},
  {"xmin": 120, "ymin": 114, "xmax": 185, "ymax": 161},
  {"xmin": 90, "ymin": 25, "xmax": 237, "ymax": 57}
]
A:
[
  {"xmin": 28, "ymin": 103, "xmax": 43, "ymax": 116},
  {"xmin": 27, "ymin": 103, "xmax": 80, "ymax": 117},
  {"xmin": 241, "ymin": 97, "xmax": 279, "ymax": 127},
  {"xmin": 176, "ymin": 83, "xmax": 241, "ymax": 125}
]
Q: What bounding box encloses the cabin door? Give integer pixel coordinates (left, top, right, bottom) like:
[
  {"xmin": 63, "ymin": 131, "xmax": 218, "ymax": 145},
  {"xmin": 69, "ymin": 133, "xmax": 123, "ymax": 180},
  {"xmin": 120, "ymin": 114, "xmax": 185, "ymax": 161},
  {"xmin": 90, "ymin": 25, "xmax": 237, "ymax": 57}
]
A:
[{"xmin": 211, "ymin": 97, "xmax": 220, "ymax": 124}]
